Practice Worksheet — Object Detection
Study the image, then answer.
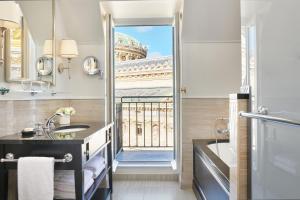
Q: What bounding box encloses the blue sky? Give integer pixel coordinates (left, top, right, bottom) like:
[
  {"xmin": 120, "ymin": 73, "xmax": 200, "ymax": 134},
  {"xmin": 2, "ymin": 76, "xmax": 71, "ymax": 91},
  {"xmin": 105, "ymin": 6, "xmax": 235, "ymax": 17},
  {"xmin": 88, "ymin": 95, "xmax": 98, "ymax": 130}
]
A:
[{"xmin": 115, "ymin": 26, "xmax": 173, "ymax": 58}]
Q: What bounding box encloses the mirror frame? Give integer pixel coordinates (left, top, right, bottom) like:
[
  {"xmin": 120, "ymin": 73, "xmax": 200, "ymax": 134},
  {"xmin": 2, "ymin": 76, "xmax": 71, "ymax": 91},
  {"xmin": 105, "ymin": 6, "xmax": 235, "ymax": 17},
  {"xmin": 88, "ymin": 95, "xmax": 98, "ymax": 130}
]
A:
[
  {"xmin": 52, "ymin": 0, "xmax": 56, "ymax": 85},
  {"xmin": 36, "ymin": 56, "xmax": 53, "ymax": 76},
  {"xmin": 82, "ymin": 56, "xmax": 100, "ymax": 75}
]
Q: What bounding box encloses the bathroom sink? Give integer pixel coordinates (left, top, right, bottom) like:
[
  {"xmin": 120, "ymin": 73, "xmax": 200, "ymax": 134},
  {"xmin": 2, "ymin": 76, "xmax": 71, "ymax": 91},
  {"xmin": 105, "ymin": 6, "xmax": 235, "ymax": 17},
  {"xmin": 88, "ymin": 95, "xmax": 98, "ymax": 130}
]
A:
[
  {"xmin": 50, "ymin": 125, "xmax": 90, "ymax": 139},
  {"xmin": 53, "ymin": 125, "xmax": 90, "ymax": 133}
]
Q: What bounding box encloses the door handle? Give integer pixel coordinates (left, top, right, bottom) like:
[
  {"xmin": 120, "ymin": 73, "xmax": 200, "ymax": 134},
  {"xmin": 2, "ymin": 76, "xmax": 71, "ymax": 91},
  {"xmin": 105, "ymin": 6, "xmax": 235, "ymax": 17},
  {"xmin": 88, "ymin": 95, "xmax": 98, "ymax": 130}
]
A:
[
  {"xmin": 180, "ymin": 87, "xmax": 187, "ymax": 94},
  {"xmin": 257, "ymin": 106, "xmax": 268, "ymax": 115}
]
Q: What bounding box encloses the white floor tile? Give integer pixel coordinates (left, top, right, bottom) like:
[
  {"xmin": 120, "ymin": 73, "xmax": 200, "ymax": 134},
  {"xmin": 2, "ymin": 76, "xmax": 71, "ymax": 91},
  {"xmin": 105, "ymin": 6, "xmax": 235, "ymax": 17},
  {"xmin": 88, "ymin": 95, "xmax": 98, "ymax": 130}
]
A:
[{"xmin": 112, "ymin": 180, "xmax": 196, "ymax": 200}]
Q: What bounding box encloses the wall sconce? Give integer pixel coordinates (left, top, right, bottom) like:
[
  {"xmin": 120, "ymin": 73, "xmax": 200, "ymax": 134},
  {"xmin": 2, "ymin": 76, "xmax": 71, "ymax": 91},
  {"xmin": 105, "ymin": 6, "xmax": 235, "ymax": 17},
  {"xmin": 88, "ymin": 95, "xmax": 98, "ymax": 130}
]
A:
[{"xmin": 58, "ymin": 39, "xmax": 78, "ymax": 79}]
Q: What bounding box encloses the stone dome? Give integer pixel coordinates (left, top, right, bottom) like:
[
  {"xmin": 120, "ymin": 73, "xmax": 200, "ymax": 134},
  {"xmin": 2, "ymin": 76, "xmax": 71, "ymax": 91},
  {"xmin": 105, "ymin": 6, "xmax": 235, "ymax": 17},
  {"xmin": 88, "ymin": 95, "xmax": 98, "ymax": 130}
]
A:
[{"xmin": 114, "ymin": 32, "xmax": 148, "ymax": 62}]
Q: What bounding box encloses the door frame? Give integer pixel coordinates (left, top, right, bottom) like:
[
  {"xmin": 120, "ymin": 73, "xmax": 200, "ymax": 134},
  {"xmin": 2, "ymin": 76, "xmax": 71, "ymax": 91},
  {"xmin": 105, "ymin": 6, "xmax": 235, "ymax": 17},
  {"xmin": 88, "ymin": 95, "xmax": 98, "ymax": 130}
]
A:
[{"xmin": 106, "ymin": 17, "xmax": 182, "ymax": 172}]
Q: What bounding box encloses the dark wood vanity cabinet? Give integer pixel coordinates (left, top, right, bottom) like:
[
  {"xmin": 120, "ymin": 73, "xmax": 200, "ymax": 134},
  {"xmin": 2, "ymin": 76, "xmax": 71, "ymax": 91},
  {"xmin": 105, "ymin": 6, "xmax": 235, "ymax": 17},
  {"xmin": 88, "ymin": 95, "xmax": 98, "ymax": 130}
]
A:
[{"xmin": 0, "ymin": 122, "xmax": 113, "ymax": 200}]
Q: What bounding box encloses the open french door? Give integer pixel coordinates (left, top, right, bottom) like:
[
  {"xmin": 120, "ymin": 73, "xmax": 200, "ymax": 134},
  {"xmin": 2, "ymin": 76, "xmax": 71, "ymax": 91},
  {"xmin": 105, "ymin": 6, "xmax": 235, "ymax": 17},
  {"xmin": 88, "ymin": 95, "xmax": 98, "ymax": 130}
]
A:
[
  {"xmin": 173, "ymin": 13, "xmax": 182, "ymax": 170},
  {"xmin": 103, "ymin": 14, "xmax": 121, "ymax": 160}
]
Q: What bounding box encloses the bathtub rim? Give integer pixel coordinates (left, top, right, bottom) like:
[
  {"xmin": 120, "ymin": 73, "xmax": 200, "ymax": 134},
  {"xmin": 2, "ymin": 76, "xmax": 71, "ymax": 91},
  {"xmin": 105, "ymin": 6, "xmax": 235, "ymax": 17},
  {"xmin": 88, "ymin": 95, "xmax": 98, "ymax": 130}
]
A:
[
  {"xmin": 193, "ymin": 139, "xmax": 230, "ymax": 192},
  {"xmin": 207, "ymin": 141, "xmax": 232, "ymax": 167}
]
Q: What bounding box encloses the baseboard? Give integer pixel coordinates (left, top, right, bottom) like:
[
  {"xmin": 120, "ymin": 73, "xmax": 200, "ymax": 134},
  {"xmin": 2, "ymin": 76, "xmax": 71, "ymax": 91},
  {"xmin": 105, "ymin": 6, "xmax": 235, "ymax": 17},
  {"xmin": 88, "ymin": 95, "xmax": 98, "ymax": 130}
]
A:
[
  {"xmin": 113, "ymin": 160, "xmax": 178, "ymax": 174},
  {"xmin": 113, "ymin": 173, "xmax": 179, "ymax": 181}
]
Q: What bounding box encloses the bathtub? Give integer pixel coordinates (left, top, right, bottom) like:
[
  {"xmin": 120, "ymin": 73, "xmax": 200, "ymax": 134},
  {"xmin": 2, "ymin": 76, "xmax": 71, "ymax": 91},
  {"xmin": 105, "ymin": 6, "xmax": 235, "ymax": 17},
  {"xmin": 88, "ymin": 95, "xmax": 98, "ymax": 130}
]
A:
[
  {"xmin": 193, "ymin": 139, "xmax": 230, "ymax": 200},
  {"xmin": 207, "ymin": 142, "xmax": 232, "ymax": 167}
]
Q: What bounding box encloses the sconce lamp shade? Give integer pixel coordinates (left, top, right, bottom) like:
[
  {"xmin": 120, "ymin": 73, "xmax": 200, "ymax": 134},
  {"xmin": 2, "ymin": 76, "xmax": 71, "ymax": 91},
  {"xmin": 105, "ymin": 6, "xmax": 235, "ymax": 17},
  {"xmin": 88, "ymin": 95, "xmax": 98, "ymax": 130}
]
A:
[
  {"xmin": 43, "ymin": 40, "xmax": 53, "ymax": 57},
  {"xmin": 0, "ymin": 1, "xmax": 22, "ymax": 29},
  {"xmin": 60, "ymin": 39, "xmax": 78, "ymax": 59}
]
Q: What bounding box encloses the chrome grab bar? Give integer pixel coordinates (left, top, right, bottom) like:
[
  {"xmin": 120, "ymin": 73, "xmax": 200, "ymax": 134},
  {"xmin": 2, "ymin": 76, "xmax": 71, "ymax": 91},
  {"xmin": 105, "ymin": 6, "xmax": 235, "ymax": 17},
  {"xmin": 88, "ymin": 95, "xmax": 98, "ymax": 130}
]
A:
[
  {"xmin": 0, "ymin": 153, "xmax": 73, "ymax": 163},
  {"xmin": 239, "ymin": 111, "xmax": 300, "ymax": 126}
]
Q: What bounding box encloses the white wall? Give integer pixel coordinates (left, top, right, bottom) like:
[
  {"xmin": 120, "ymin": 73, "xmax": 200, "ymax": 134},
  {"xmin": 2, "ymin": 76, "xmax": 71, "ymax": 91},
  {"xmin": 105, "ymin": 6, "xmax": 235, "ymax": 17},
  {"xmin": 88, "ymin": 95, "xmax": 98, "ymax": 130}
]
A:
[
  {"xmin": 54, "ymin": 44, "xmax": 105, "ymax": 99},
  {"xmin": 53, "ymin": 0, "xmax": 105, "ymax": 99},
  {"xmin": 182, "ymin": 42, "xmax": 241, "ymax": 98},
  {"xmin": 181, "ymin": 0, "xmax": 241, "ymax": 97},
  {"xmin": 0, "ymin": 0, "xmax": 105, "ymax": 100}
]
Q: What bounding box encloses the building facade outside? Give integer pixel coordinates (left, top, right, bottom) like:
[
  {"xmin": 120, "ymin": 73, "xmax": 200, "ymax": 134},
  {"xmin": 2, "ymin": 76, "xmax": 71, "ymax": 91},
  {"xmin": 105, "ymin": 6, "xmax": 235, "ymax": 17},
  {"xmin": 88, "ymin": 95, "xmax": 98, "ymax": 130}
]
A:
[{"xmin": 114, "ymin": 32, "xmax": 174, "ymax": 150}]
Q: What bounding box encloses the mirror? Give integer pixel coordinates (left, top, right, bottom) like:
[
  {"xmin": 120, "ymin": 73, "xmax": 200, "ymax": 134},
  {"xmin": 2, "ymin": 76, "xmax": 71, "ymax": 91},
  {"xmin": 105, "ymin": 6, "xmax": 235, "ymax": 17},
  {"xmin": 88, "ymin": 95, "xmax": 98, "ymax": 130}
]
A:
[
  {"xmin": 0, "ymin": 0, "xmax": 54, "ymax": 85},
  {"xmin": 36, "ymin": 56, "xmax": 53, "ymax": 76},
  {"xmin": 82, "ymin": 56, "xmax": 100, "ymax": 75}
]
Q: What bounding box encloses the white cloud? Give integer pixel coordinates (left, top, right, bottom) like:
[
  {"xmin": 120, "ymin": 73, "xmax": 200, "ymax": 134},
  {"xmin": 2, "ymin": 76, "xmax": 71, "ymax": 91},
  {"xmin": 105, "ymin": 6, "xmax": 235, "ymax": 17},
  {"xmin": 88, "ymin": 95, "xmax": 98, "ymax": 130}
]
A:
[
  {"xmin": 135, "ymin": 26, "xmax": 153, "ymax": 33},
  {"xmin": 148, "ymin": 52, "xmax": 162, "ymax": 58}
]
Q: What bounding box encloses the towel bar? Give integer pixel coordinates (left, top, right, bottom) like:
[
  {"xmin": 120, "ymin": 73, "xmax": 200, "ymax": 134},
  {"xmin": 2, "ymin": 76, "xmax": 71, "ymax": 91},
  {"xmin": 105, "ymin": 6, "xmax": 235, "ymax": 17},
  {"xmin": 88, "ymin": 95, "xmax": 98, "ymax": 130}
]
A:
[
  {"xmin": 0, "ymin": 153, "xmax": 73, "ymax": 163},
  {"xmin": 239, "ymin": 111, "xmax": 300, "ymax": 126}
]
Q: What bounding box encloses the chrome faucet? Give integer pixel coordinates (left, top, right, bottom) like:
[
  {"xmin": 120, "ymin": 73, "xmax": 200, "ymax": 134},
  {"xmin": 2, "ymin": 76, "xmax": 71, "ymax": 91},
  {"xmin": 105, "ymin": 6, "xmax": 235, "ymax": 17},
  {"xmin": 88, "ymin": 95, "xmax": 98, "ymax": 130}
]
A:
[
  {"xmin": 216, "ymin": 128, "xmax": 230, "ymax": 136},
  {"xmin": 45, "ymin": 113, "xmax": 64, "ymax": 131},
  {"xmin": 214, "ymin": 117, "xmax": 230, "ymax": 137}
]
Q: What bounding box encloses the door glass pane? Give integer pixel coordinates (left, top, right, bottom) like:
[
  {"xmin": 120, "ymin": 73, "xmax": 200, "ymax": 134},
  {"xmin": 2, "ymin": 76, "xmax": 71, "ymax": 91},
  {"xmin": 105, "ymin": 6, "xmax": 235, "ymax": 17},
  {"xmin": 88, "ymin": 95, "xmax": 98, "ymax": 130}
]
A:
[{"xmin": 242, "ymin": 0, "xmax": 300, "ymax": 198}]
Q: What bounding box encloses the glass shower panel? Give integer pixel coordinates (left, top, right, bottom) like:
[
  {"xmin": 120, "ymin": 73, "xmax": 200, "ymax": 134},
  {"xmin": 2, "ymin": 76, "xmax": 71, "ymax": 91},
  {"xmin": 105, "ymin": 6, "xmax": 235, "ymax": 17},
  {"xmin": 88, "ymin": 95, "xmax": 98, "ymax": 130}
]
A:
[
  {"xmin": 241, "ymin": 0, "xmax": 300, "ymax": 199},
  {"xmin": 253, "ymin": 122, "xmax": 300, "ymax": 199}
]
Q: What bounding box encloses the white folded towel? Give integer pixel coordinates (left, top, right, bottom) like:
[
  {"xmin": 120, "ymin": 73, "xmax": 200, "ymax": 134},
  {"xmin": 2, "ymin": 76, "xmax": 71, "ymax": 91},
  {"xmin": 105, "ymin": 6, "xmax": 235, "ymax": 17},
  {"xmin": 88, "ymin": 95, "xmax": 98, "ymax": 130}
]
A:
[
  {"xmin": 54, "ymin": 169, "xmax": 94, "ymax": 199},
  {"xmin": 84, "ymin": 169, "xmax": 94, "ymax": 192},
  {"xmin": 85, "ymin": 156, "xmax": 106, "ymax": 178},
  {"xmin": 18, "ymin": 157, "xmax": 54, "ymax": 200},
  {"xmin": 84, "ymin": 177, "xmax": 94, "ymax": 193}
]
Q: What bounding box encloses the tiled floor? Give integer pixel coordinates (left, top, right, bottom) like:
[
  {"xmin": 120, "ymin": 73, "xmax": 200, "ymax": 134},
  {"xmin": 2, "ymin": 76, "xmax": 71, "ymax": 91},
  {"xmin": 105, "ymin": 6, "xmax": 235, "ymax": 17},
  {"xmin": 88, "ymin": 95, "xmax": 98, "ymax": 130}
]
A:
[{"xmin": 112, "ymin": 180, "xmax": 196, "ymax": 200}]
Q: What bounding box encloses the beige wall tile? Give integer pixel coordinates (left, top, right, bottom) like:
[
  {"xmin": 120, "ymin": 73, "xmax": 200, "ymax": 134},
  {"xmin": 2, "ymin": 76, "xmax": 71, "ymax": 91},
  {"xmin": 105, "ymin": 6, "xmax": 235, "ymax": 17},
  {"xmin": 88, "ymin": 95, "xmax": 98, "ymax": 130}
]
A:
[
  {"xmin": 70, "ymin": 99, "xmax": 105, "ymax": 122},
  {"xmin": 229, "ymin": 97, "xmax": 248, "ymax": 200},
  {"xmin": 180, "ymin": 98, "xmax": 229, "ymax": 188},
  {"xmin": 0, "ymin": 99, "xmax": 105, "ymax": 137}
]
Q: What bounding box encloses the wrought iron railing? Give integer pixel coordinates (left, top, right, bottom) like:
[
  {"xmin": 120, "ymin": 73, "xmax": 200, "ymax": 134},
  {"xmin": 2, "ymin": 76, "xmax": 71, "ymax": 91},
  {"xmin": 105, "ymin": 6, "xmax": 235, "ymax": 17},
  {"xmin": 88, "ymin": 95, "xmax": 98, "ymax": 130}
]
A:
[{"xmin": 117, "ymin": 96, "xmax": 174, "ymax": 148}]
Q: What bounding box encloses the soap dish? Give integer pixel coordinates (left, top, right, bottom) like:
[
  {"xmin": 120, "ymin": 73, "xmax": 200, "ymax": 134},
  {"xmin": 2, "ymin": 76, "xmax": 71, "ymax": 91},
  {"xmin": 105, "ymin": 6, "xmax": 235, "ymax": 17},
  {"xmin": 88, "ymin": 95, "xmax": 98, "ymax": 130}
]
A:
[{"xmin": 21, "ymin": 128, "xmax": 36, "ymax": 138}]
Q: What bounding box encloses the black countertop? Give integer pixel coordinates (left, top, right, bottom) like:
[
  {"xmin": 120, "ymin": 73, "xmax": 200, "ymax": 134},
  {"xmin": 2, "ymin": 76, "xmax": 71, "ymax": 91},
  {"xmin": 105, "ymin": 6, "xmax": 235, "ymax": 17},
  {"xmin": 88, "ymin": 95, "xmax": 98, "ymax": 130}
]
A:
[{"xmin": 0, "ymin": 122, "xmax": 113, "ymax": 145}]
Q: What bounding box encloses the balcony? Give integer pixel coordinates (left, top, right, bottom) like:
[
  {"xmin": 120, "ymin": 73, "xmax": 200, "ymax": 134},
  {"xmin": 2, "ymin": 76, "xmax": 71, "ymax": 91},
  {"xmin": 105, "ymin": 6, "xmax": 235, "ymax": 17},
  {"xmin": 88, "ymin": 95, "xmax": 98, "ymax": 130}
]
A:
[{"xmin": 115, "ymin": 96, "xmax": 174, "ymax": 162}]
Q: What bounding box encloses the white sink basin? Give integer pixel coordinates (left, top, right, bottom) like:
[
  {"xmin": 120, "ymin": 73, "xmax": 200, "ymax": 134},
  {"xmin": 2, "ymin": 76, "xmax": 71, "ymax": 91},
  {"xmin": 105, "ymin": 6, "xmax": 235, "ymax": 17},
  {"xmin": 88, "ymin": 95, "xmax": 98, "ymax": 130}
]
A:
[
  {"xmin": 53, "ymin": 127, "xmax": 87, "ymax": 133},
  {"xmin": 50, "ymin": 125, "xmax": 90, "ymax": 139}
]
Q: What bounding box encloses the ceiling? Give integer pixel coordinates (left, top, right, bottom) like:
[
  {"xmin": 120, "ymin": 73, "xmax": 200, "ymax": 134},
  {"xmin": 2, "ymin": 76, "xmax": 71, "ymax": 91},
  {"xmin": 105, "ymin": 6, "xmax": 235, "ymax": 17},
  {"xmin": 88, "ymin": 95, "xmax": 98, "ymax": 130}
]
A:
[
  {"xmin": 16, "ymin": 0, "xmax": 104, "ymax": 46},
  {"xmin": 18, "ymin": 0, "xmax": 241, "ymax": 46},
  {"xmin": 56, "ymin": 0, "xmax": 104, "ymax": 45},
  {"xmin": 100, "ymin": 0, "xmax": 179, "ymax": 20},
  {"xmin": 17, "ymin": 1, "xmax": 53, "ymax": 45},
  {"xmin": 101, "ymin": 0, "xmax": 241, "ymax": 42},
  {"xmin": 56, "ymin": 0, "xmax": 179, "ymax": 45}
]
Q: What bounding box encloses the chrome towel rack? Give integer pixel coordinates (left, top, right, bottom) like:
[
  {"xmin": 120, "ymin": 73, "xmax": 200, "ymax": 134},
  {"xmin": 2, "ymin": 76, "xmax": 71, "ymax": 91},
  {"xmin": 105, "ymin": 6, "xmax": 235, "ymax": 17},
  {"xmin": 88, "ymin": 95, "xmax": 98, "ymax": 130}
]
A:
[
  {"xmin": 0, "ymin": 153, "xmax": 73, "ymax": 163},
  {"xmin": 239, "ymin": 111, "xmax": 300, "ymax": 126}
]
